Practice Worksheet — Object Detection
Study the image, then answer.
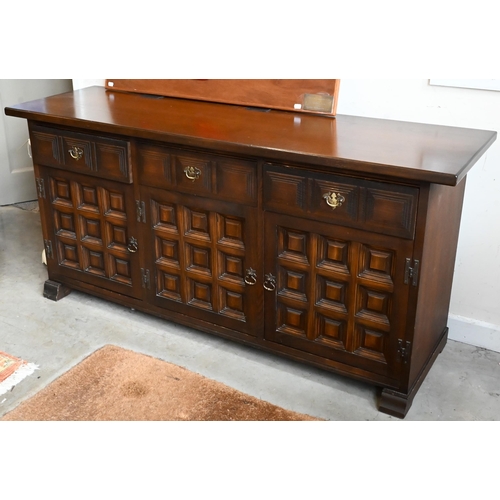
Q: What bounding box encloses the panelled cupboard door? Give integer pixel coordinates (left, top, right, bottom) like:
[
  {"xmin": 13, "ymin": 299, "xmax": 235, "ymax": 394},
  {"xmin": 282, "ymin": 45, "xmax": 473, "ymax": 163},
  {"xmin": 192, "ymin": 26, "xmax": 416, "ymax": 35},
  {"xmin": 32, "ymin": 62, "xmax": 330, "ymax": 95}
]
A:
[
  {"xmin": 38, "ymin": 167, "xmax": 143, "ymax": 299},
  {"xmin": 141, "ymin": 186, "xmax": 262, "ymax": 336},
  {"xmin": 264, "ymin": 212, "xmax": 414, "ymax": 381}
]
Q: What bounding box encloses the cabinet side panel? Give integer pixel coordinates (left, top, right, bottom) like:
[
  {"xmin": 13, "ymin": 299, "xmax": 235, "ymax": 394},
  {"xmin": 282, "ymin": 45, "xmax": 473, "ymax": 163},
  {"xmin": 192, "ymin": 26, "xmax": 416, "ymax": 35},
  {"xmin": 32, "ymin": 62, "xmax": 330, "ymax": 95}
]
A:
[{"xmin": 409, "ymin": 180, "xmax": 466, "ymax": 386}]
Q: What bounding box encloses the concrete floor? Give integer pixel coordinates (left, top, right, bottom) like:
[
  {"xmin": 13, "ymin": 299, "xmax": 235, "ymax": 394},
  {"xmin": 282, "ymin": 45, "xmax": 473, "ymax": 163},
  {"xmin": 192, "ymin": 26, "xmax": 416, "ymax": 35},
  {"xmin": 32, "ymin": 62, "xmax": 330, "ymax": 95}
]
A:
[{"xmin": 1, "ymin": 203, "xmax": 499, "ymax": 421}]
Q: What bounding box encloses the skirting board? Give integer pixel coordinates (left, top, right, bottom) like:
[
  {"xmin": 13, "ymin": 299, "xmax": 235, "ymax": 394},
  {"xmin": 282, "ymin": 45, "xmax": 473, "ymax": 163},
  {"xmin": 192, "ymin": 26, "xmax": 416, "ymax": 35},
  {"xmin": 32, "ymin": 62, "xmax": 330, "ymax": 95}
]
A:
[{"xmin": 448, "ymin": 314, "xmax": 500, "ymax": 353}]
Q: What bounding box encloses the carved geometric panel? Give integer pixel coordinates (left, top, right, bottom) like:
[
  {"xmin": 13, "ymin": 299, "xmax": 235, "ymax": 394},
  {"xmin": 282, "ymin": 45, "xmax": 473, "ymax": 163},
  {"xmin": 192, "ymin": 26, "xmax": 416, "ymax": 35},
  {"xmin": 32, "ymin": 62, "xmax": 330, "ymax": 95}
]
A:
[
  {"xmin": 82, "ymin": 248, "xmax": 106, "ymax": 277},
  {"xmin": 157, "ymin": 271, "xmax": 182, "ymax": 302},
  {"xmin": 218, "ymin": 251, "xmax": 244, "ymax": 284},
  {"xmin": 184, "ymin": 207, "xmax": 211, "ymax": 241},
  {"xmin": 106, "ymin": 222, "xmax": 128, "ymax": 251},
  {"xmin": 313, "ymin": 313, "xmax": 348, "ymax": 349},
  {"xmin": 51, "ymin": 178, "xmax": 73, "ymax": 208},
  {"xmin": 278, "ymin": 267, "xmax": 308, "ymax": 303},
  {"xmin": 78, "ymin": 185, "xmax": 100, "ymax": 212},
  {"xmin": 317, "ymin": 236, "xmax": 350, "ymax": 274},
  {"xmin": 356, "ymin": 286, "xmax": 391, "ymax": 329},
  {"xmin": 186, "ymin": 244, "xmax": 212, "ymax": 276},
  {"xmin": 187, "ymin": 279, "xmax": 214, "ymax": 311},
  {"xmin": 54, "ymin": 210, "xmax": 76, "ymax": 238},
  {"xmin": 102, "ymin": 190, "xmax": 127, "ymax": 219},
  {"xmin": 315, "ymin": 275, "xmax": 348, "ymax": 313},
  {"xmin": 109, "ymin": 255, "xmax": 133, "ymax": 285},
  {"xmin": 155, "ymin": 236, "xmax": 180, "ymax": 268},
  {"xmin": 353, "ymin": 325, "xmax": 387, "ymax": 363},
  {"xmin": 80, "ymin": 216, "xmax": 102, "ymax": 245},
  {"xmin": 219, "ymin": 287, "xmax": 245, "ymax": 321},
  {"xmin": 358, "ymin": 245, "xmax": 395, "ymax": 286},
  {"xmin": 152, "ymin": 202, "xmax": 178, "ymax": 233},
  {"xmin": 277, "ymin": 303, "xmax": 308, "ymax": 338},
  {"xmin": 217, "ymin": 215, "xmax": 245, "ymax": 249},
  {"xmin": 277, "ymin": 227, "xmax": 309, "ymax": 265},
  {"xmin": 58, "ymin": 242, "xmax": 80, "ymax": 270}
]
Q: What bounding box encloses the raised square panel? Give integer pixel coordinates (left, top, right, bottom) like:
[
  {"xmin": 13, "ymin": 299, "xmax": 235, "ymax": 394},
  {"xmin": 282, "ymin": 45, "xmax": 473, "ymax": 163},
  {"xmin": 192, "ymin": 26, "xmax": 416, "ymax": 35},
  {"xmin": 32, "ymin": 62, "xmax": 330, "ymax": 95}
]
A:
[
  {"xmin": 54, "ymin": 210, "xmax": 76, "ymax": 239},
  {"xmin": 187, "ymin": 279, "xmax": 213, "ymax": 311},
  {"xmin": 186, "ymin": 244, "xmax": 212, "ymax": 276},
  {"xmin": 109, "ymin": 255, "xmax": 132, "ymax": 285},
  {"xmin": 82, "ymin": 248, "xmax": 106, "ymax": 277},
  {"xmin": 218, "ymin": 251, "xmax": 244, "ymax": 283},
  {"xmin": 106, "ymin": 222, "xmax": 128, "ymax": 251},
  {"xmin": 155, "ymin": 236, "xmax": 180, "ymax": 268},
  {"xmin": 101, "ymin": 189, "xmax": 127, "ymax": 219},
  {"xmin": 315, "ymin": 275, "xmax": 348, "ymax": 313},
  {"xmin": 354, "ymin": 325, "xmax": 387, "ymax": 363},
  {"xmin": 277, "ymin": 227, "xmax": 309, "ymax": 265},
  {"xmin": 157, "ymin": 271, "xmax": 182, "ymax": 302},
  {"xmin": 152, "ymin": 201, "xmax": 178, "ymax": 233},
  {"xmin": 314, "ymin": 313, "xmax": 348, "ymax": 348},
  {"xmin": 184, "ymin": 207, "xmax": 211, "ymax": 241},
  {"xmin": 358, "ymin": 245, "xmax": 394, "ymax": 285},
  {"xmin": 356, "ymin": 286, "xmax": 391, "ymax": 329},
  {"xmin": 277, "ymin": 303, "xmax": 308, "ymax": 338},
  {"xmin": 215, "ymin": 160, "xmax": 257, "ymax": 204},
  {"xmin": 58, "ymin": 242, "xmax": 80, "ymax": 270},
  {"xmin": 79, "ymin": 185, "xmax": 100, "ymax": 212},
  {"xmin": 217, "ymin": 215, "xmax": 245, "ymax": 250},
  {"xmin": 50, "ymin": 178, "xmax": 73, "ymax": 208},
  {"xmin": 278, "ymin": 267, "xmax": 308, "ymax": 302},
  {"xmin": 263, "ymin": 168, "xmax": 306, "ymax": 212},
  {"xmin": 219, "ymin": 288, "xmax": 245, "ymax": 321},
  {"xmin": 317, "ymin": 236, "xmax": 350, "ymax": 274},
  {"xmin": 80, "ymin": 216, "xmax": 103, "ymax": 245}
]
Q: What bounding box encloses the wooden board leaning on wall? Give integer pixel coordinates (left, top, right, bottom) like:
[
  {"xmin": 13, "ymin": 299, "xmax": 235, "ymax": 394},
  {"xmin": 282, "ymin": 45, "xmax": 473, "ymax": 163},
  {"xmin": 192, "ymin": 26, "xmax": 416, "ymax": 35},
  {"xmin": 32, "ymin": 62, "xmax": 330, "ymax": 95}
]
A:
[{"xmin": 105, "ymin": 79, "xmax": 340, "ymax": 116}]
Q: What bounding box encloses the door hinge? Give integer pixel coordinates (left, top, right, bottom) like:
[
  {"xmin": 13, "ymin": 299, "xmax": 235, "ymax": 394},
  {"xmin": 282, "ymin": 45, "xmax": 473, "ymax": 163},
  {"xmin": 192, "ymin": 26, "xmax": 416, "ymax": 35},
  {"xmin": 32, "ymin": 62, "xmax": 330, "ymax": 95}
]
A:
[
  {"xmin": 136, "ymin": 200, "xmax": 146, "ymax": 223},
  {"xmin": 404, "ymin": 258, "xmax": 420, "ymax": 286},
  {"xmin": 44, "ymin": 239, "xmax": 53, "ymax": 259},
  {"xmin": 141, "ymin": 268, "xmax": 151, "ymax": 289},
  {"xmin": 398, "ymin": 340, "xmax": 412, "ymax": 364},
  {"xmin": 36, "ymin": 178, "xmax": 45, "ymax": 199}
]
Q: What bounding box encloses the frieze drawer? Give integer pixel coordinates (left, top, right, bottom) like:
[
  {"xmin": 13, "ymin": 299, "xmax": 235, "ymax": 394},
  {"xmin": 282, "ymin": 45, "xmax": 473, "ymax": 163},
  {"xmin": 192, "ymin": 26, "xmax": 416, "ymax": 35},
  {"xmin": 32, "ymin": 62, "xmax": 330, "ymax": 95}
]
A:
[
  {"xmin": 29, "ymin": 124, "xmax": 131, "ymax": 183},
  {"xmin": 263, "ymin": 163, "xmax": 418, "ymax": 239},
  {"xmin": 138, "ymin": 144, "xmax": 257, "ymax": 205}
]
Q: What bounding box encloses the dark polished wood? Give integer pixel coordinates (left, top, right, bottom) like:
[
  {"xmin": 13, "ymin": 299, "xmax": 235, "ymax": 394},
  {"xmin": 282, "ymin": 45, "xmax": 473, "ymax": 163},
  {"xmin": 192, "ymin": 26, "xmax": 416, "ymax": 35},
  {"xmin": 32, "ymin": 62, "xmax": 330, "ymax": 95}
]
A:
[{"xmin": 4, "ymin": 86, "xmax": 497, "ymax": 418}]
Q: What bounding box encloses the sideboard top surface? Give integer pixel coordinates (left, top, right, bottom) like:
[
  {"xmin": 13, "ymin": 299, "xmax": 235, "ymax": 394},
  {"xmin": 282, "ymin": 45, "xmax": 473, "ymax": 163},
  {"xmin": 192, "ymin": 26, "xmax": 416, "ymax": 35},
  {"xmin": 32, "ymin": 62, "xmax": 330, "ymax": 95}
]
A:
[{"xmin": 5, "ymin": 86, "xmax": 497, "ymax": 186}]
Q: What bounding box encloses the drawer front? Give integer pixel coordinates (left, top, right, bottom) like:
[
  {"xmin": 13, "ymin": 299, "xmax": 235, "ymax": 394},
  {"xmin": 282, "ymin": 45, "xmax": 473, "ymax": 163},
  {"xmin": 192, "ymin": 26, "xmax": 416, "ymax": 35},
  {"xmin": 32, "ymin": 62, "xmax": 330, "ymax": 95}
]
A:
[
  {"xmin": 138, "ymin": 144, "xmax": 257, "ymax": 205},
  {"xmin": 263, "ymin": 164, "xmax": 418, "ymax": 239},
  {"xmin": 30, "ymin": 125, "xmax": 131, "ymax": 183}
]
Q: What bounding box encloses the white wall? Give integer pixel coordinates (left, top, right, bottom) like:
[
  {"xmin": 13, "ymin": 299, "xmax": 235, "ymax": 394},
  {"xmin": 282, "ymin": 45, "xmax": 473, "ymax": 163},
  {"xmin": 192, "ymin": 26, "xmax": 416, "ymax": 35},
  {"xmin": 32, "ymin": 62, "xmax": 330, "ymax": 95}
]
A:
[{"xmin": 72, "ymin": 79, "xmax": 500, "ymax": 352}]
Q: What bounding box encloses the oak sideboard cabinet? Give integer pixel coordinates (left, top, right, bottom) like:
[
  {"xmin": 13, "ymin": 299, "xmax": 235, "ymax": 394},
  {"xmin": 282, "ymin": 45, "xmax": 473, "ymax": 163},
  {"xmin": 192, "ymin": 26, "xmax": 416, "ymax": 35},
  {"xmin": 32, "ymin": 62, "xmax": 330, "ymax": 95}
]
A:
[{"xmin": 5, "ymin": 85, "xmax": 496, "ymax": 418}]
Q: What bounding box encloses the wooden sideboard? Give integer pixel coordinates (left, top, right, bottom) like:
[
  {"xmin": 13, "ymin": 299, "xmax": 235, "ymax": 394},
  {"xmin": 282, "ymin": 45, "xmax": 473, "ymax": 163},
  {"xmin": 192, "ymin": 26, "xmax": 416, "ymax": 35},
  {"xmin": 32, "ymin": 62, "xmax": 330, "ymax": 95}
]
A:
[{"xmin": 5, "ymin": 86, "xmax": 496, "ymax": 418}]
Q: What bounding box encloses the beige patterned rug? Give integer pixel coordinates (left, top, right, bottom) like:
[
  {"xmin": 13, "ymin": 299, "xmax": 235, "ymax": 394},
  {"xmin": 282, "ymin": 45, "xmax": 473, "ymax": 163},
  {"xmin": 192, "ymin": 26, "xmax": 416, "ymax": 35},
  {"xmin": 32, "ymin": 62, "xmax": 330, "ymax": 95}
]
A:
[{"xmin": 1, "ymin": 345, "xmax": 320, "ymax": 421}]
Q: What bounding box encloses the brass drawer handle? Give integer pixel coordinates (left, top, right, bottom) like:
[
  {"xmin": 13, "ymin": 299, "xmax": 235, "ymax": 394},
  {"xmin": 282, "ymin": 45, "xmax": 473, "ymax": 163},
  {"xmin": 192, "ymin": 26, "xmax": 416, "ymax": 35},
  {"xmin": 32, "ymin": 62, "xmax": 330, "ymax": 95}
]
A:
[
  {"xmin": 244, "ymin": 268, "xmax": 257, "ymax": 286},
  {"xmin": 68, "ymin": 146, "xmax": 84, "ymax": 160},
  {"xmin": 323, "ymin": 191, "xmax": 345, "ymax": 210},
  {"xmin": 263, "ymin": 273, "xmax": 276, "ymax": 291},
  {"xmin": 184, "ymin": 165, "xmax": 201, "ymax": 181},
  {"xmin": 127, "ymin": 237, "xmax": 138, "ymax": 253}
]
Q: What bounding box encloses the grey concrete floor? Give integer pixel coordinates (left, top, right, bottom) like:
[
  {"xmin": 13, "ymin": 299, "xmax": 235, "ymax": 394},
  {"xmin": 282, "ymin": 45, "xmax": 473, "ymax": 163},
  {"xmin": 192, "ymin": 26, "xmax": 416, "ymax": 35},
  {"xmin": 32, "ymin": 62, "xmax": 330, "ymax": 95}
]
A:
[{"xmin": 1, "ymin": 203, "xmax": 499, "ymax": 421}]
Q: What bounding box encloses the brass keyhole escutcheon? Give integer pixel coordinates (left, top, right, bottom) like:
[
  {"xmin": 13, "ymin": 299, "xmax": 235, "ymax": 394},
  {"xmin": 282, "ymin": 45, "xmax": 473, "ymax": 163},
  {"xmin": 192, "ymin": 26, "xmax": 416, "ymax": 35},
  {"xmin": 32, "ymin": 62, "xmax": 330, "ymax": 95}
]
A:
[
  {"xmin": 184, "ymin": 165, "xmax": 201, "ymax": 181},
  {"xmin": 323, "ymin": 191, "xmax": 345, "ymax": 210},
  {"xmin": 68, "ymin": 146, "xmax": 84, "ymax": 160}
]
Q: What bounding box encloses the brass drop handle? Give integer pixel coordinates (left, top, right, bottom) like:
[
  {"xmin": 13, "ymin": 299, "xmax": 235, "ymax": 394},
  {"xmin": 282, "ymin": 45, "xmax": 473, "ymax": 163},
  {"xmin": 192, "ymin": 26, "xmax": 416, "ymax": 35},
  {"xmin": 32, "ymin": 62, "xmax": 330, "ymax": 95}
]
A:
[
  {"xmin": 68, "ymin": 146, "xmax": 84, "ymax": 160},
  {"xmin": 127, "ymin": 237, "xmax": 138, "ymax": 253},
  {"xmin": 263, "ymin": 273, "xmax": 276, "ymax": 291},
  {"xmin": 323, "ymin": 191, "xmax": 345, "ymax": 210},
  {"xmin": 244, "ymin": 268, "xmax": 257, "ymax": 286},
  {"xmin": 184, "ymin": 165, "xmax": 201, "ymax": 181}
]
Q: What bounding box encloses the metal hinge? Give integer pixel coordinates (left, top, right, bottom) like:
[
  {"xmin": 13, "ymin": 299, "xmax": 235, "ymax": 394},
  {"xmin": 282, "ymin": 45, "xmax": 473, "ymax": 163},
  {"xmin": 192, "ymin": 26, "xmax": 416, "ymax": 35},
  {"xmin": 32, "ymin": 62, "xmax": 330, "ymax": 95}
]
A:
[
  {"xmin": 44, "ymin": 239, "xmax": 53, "ymax": 259},
  {"xmin": 136, "ymin": 200, "xmax": 146, "ymax": 223},
  {"xmin": 141, "ymin": 268, "xmax": 151, "ymax": 289},
  {"xmin": 398, "ymin": 340, "xmax": 412, "ymax": 364},
  {"xmin": 36, "ymin": 178, "xmax": 45, "ymax": 199},
  {"xmin": 404, "ymin": 258, "xmax": 420, "ymax": 286}
]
